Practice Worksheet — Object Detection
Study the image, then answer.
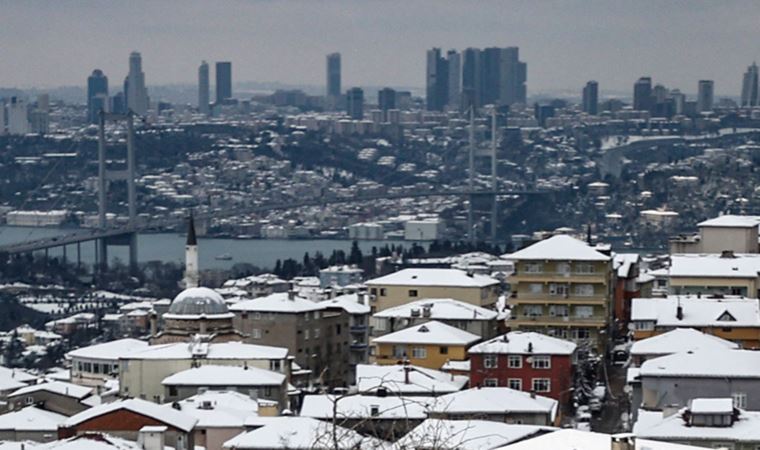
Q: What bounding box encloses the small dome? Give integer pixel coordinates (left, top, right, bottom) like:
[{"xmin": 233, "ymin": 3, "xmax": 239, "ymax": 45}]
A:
[{"xmin": 168, "ymin": 287, "xmax": 229, "ymax": 316}]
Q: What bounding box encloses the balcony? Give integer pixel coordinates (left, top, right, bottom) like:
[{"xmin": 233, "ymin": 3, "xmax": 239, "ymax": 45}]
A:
[
  {"xmin": 508, "ymin": 294, "xmax": 608, "ymax": 305},
  {"xmin": 350, "ymin": 342, "xmax": 368, "ymax": 351},
  {"xmin": 509, "ymin": 315, "xmax": 607, "ymax": 327},
  {"xmin": 350, "ymin": 325, "xmax": 368, "ymax": 334},
  {"xmin": 511, "ymin": 271, "xmax": 607, "ymax": 283}
]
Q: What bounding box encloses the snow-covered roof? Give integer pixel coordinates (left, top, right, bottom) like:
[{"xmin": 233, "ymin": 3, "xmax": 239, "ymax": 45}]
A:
[
  {"xmin": 300, "ymin": 394, "xmax": 431, "ymax": 420},
  {"xmin": 162, "ymin": 365, "xmax": 285, "ymax": 387},
  {"xmin": 224, "ymin": 416, "xmax": 386, "ymax": 449},
  {"xmin": 397, "ymin": 419, "xmax": 551, "ymax": 450},
  {"xmin": 0, "ymin": 367, "xmax": 37, "ymax": 385},
  {"xmin": 67, "ymin": 338, "xmax": 149, "ymax": 361},
  {"xmin": 697, "ymin": 215, "xmax": 760, "ymax": 228},
  {"xmin": 121, "ymin": 341, "xmax": 288, "ymax": 361},
  {"xmin": 503, "ymin": 235, "xmax": 610, "ymax": 262},
  {"xmin": 373, "ymin": 298, "xmax": 497, "ymax": 321},
  {"xmin": 631, "ymin": 296, "xmax": 760, "ymax": 328},
  {"xmin": 614, "ymin": 253, "xmax": 640, "ymax": 278},
  {"xmin": 229, "ymin": 292, "xmax": 323, "ymax": 313},
  {"xmin": 372, "ymin": 320, "xmax": 481, "ymax": 346},
  {"xmin": 496, "ymin": 428, "xmax": 705, "ymax": 450},
  {"xmin": 33, "ymin": 435, "xmax": 146, "ymax": 450},
  {"xmin": 165, "ymin": 390, "xmax": 269, "ymax": 428},
  {"xmin": 64, "ymin": 398, "xmax": 197, "ymax": 432},
  {"xmin": 356, "ymin": 364, "xmax": 468, "ymax": 395},
  {"xmin": 669, "ymin": 254, "xmax": 760, "ymax": 278},
  {"xmin": 468, "ymin": 331, "xmax": 576, "ymax": 356},
  {"xmin": 634, "ymin": 407, "xmax": 760, "ymax": 444},
  {"xmin": 639, "ymin": 349, "xmax": 760, "ymax": 378},
  {"xmin": 0, "ymin": 406, "xmax": 65, "ymax": 431},
  {"xmin": 318, "ymin": 293, "xmax": 371, "ymax": 315},
  {"xmin": 9, "ymin": 381, "xmax": 92, "ymax": 400},
  {"xmin": 442, "ymin": 359, "xmax": 470, "ymax": 372},
  {"xmin": 630, "ymin": 328, "xmax": 738, "ymax": 357},
  {"xmin": 690, "ymin": 398, "xmax": 733, "ymax": 414},
  {"xmin": 365, "ymin": 269, "xmax": 499, "ymax": 288},
  {"xmin": 428, "ymin": 388, "xmax": 557, "ymax": 420}
]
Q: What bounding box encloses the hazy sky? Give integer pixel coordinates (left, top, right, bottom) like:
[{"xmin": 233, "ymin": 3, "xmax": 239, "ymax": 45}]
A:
[{"xmin": 1, "ymin": 0, "xmax": 758, "ymax": 96}]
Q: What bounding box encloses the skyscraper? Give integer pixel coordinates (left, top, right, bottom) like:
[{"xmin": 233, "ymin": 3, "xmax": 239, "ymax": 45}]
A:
[
  {"xmin": 378, "ymin": 88, "xmax": 396, "ymax": 112},
  {"xmin": 7, "ymin": 97, "xmax": 29, "ymax": 135},
  {"xmin": 327, "ymin": 53, "xmax": 341, "ymax": 98},
  {"xmin": 346, "ymin": 87, "xmax": 364, "ymax": 120},
  {"xmin": 461, "ymin": 48, "xmax": 481, "ymax": 111},
  {"xmin": 198, "ymin": 61, "xmax": 210, "ymax": 115},
  {"xmin": 126, "ymin": 52, "xmax": 148, "ymax": 115},
  {"xmin": 741, "ymin": 62, "xmax": 759, "ymax": 107},
  {"xmin": 426, "ymin": 48, "xmax": 449, "ymax": 111},
  {"xmin": 582, "ymin": 81, "xmax": 598, "ymax": 115},
  {"xmin": 633, "ymin": 77, "xmax": 653, "ymax": 112},
  {"xmin": 499, "ymin": 47, "xmax": 527, "ymax": 105},
  {"xmin": 481, "ymin": 47, "xmax": 502, "ymax": 106},
  {"xmin": 215, "ymin": 61, "xmax": 232, "ymax": 103},
  {"xmin": 447, "ymin": 50, "xmax": 461, "ymax": 110},
  {"xmin": 87, "ymin": 69, "xmax": 109, "ymax": 123},
  {"xmin": 697, "ymin": 80, "xmax": 714, "ymax": 112}
]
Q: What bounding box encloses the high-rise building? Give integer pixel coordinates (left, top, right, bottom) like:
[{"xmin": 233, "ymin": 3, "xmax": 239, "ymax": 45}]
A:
[
  {"xmin": 461, "ymin": 48, "xmax": 481, "ymax": 110},
  {"xmin": 30, "ymin": 94, "xmax": 50, "ymax": 134},
  {"xmin": 481, "ymin": 47, "xmax": 502, "ymax": 106},
  {"xmin": 87, "ymin": 69, "xmax": 109, "ymax": 123},
  {"xmin": 215, "ymin": 61, "xmax": 232, "ymax": 103},
  {"xmin": 346, "ymin": 87, "xmax": 364, "ymax": 120},
  {"xmin": 426, "ymin": 48, "xmax": 449, "ymax": 111},
  {"xmin": 198, "ymin": 61, "xmax": 210, "ymax": 115},
  {"xmin": 633, "ymin": 77, "xmax": 653, "ymax": 112},
  {"xmin": 582, "ymin": 81, "xmax": 599, "ymax": 115},
  {"xmin": 741, "ymin": 62, "xmax": 759, "ymax": 107},
  {"xmin": 378, "ymin": 88, "xmax": 396, "ymax": 113},
  {"xmin": 126, "ymin": 52, "xmax": 149, "ymax": 115},
  {"xmin": 7, "ymin": 97, "xmax": 29, "ymax": 135},
  {"xmin": 670, "ymin": 89, "xmax": 686, "ymax": 115},
  {"xmin": 0, "ymin": 102, "xmax": 5, "ymax": 135},
  {"xmin": 499, "ymin": 47, "xmax": 527, "ymax": 106},
  {"xmin": 326, "ymin": 53, "xmax": 341, "ymax": 98},
  {"xmin": 447, "ymin": 50, "xmax": 461, "ymax": 110},
  {"xmin": 697, "ymin": 80, "xmax": 714, "ymax": 112}
]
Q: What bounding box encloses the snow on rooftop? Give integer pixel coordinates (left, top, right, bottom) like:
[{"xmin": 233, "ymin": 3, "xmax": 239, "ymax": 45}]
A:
[
  {"xmin": 318, "ymin": 293, "xmax": 371, "ymax": 315},
  {"xmin": 634, "ymin": 408, "xmax": 760, "ymax": 444},
  {"xmin": 468, "ymin": 331, "xmax": 576, "ymax": 356},
  {"xmin": 372, "ymin": 320, "xmax": 481, "ymax": 346},
  {"xmin": 398, "ymin": 419, "xmax": 551, "ymax": 450},
  {"xmin": 356, "ymin": 364, "xmax": 467, "ymax": 395},
  {"xmin": 64, "ymin": 398, "xmax": 197, "ymax": 432},
  {"xmin": 373, "ymin": 298, "xmax": 497, "ymax": 321},
  {"xmin": 630, "ymin": 328, "xmax": 738, "ymax": 357},
  {"xmin": 631, "ymin": 296, "xmax": 760, "ymax": 328},
  {"xmin": 496, "ymin": 428, "xmax": 704, "ymax": 450},
  {"xmin": 669, "ymin": 253, "xmax": 760, "ymax": 278},
  {"xmin": 365, "ymin": 268, "xmax": 499, "ymax": 288},
  {"xmin": 67, "ymin": 338, "xmax": 149, "ymax": 361},
  {"xmin": 503, "ymin": 234, "xmax": 610, "ymax": 262},
  {"xmin": 300, "ymin": 394, "xmax": 431, "ymax": 420},
  {"xmin": 166, "ymin": 390, "xmax": 267, "ymax": 428},
  {"xmin": 229, "ymin": 292, "xmax": 323, "ymax": 313},
  {"xmin": 121, "ymin": 341, "xmax": 288, "ymax": 361},
  {"xmin": 639, "ymin": 349, "xmax": 760, "ymax": 379},
  {"xmin": 0, "ymin": 406, "xmax": 65, "ymax": 431},
  {"xmin": 697, "ymin": 215, "xmax": 760, "ymax": 228},
  {"xmin": 224, "ymin": 416, "xmax": 385, "ymax": 449},
  {"xmin": 36, "ymin": 434, "xmax": 147, "ymax": 450},
  {"xmin": 428, "ymin": 387, "xmax": 557, "ymax": 419},
  {"xmin": 689, "ymin": 398, "xmax": 734, "ymax": 414},
  {"xmin": 10, "ymin": 381, "xmax": 92, "ymax": 400},
  {"xmin": 614, "ymin": 253, "xmax": 640, "ymax": 278},
  {"xmin": 161, "ymin": 364, "xmax": 285, "ymax": 387}
]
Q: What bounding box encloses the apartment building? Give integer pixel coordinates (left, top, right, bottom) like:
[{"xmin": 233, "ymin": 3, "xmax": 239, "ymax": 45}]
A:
[{"xmin": 504, "ymin": 235, "xmax": 612, "ymax": 352}]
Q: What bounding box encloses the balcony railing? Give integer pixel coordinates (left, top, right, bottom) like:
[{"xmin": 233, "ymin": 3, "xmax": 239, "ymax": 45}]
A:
[{"xmin": 510, "ymin": 315, "xmax": 606, "ymax": 326}]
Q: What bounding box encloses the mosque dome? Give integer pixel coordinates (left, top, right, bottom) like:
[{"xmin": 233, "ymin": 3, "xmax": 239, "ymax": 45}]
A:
[{"xmin": 167, "ymin": 287, "xmax": 230, "ymax": 317}]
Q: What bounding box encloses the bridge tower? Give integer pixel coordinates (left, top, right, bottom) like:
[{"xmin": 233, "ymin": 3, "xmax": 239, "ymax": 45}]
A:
[
  {"xmin": 97, "ymin": 111, "xmax": 138, "ymax": 274},
  {"xmin": 467, "ymin": 107, "xmax": 500, "ymax": 245}
]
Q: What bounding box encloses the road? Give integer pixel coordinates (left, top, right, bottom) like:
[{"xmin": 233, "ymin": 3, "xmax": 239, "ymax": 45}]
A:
[{"xmin": 592, "ymin": 361, "xmax": 629, "ymax": 433}]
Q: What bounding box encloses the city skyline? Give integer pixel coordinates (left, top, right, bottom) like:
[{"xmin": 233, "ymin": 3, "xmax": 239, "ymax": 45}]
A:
[{"xmin": 1, "ymin": 1, "xmax": 759, "ymax": 97}]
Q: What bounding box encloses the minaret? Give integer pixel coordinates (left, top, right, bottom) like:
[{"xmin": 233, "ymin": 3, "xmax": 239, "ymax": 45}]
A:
[{"xmin": 184, "ymin": 214, "xmax": 199, "ymax": 288}]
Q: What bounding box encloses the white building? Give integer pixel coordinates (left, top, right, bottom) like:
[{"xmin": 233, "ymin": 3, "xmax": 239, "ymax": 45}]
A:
[
  {"xmin": 348, "ymin": 222, "xmax": 384, "ymax": 240},
  {"xmin": 7, "ymin": 97, "xmax": 29, "ymax": 135},
  {"xmin": 127, "ymin": 51, "xmax": 149, "ymax": 115},
  {"xmin": 404, "ymin": 218, "xmax": 444, "ymax": 241}
]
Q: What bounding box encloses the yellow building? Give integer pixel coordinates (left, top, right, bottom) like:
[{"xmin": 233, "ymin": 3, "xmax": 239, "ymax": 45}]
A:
[
  {"xmin": 630, "ymin": 296, "xmax": 760, "ymax": 349},
  {"xmin": 372, "ymin": 320, "xmax": 480, "ymax": 370},
  {"xmin": 504, "ymin": 235, "xmax": 612, "ymax": 352},
  {"xmin": 668, "ymin": 253, "xmax": 760, "ymax": 298},
  {"xmin": 365, "ymin": 268, "xmax": 500, "ymax": 313}
]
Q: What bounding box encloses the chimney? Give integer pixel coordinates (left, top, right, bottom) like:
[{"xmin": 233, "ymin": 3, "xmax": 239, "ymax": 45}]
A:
[
  {"xmin": 357, "ymin": 293, "xmax": 365, "ymax": 305},
  {"xmin": 676, "ymin": 299, "xmax": 683, "ymax": 321},
  {"xmin": 403, "ymin": 361, "xmax": 411, "ymax": 384},
  {"xmin": 530, "ymin": 390, "xmax": 536, "ymax": 399},
  {"xmin": 610, "ymin": 434, "xmax": 635, "ymax": 450},
  {"xmin": 138, "ymin": 426, "xmax": 167, "ymax": 450},
  {"xmin": 720, "ymin": 250, "xmax": 736, "ymax": 259},
  {"xmin": 149, "ymin": 312, "xmax": 157, "ymax": 337},
  {"xmin": 287, "ymin": 290, "xmax": 296, "ymax": 300}
]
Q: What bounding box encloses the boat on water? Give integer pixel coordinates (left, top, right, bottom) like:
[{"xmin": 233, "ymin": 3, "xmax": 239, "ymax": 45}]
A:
[{"xmin": 215, "ymin": 253, "xmax": 233, "ymax": 261}]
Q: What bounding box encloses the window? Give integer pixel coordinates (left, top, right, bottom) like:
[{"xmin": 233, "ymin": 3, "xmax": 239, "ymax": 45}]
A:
[
  {"xmin": 732, "ymin": 392, "xmax": 748, "ymax": 409},
  {"xmin": 532, "ymin": 356, "xmax": 551, "ymax": 369},
  {"xmin": 24, "ymin": 396, "xmax": 33, "ymax": 405},
  {"xmin": 304, "ymin": 329, "xmax": 310, "ymax": 340},
  {"xmin": 484, "ymin": 355, "xmax": 498, "ymax": 369},
  {"xmin": 532, "ymin": 378, "xmax": 551, "ymax": 392},
  {"xmin": 524, "ymin": 305, "xmax": 543, "ymax": 317},
  {"xmin": 575, "ymin": 306, "xmax": 594, "ymax": 318},
  {"xmin": 439, "ymin": 346, "xmax": 448, "ymax": 355},
  {"xmin": 634, "ymin": 321, "xmax": 654, "ymax": 331},
  {"xmin": 484, "ymin": 378, "xmax": 498, "ymax": 387},
  {"xmin": 575, "ymin": 263, "xmax": 595, "ymax": 274},
  {"xmin": 556, "ymin": 262, "xmax": 571, "ymax": 274},
  {"xmin": 336, "ymin": 324, "xmax": 342, "ymax": 335},
  {"xmin": 253, "ymin": 312, "xmax": 262, "ymax": 320},
  {"xmin": 409, "ymin": 290, "xmax": 418, "ymax": 297},
  {"xmin": 508, "ymin": 378, "xmax": 523, "ymax": 390},
  {"xmin": 392, "ymin": 345, "xmax": 405, "ymax": 358},
  {"xmin": 252, "ymin": 328, "xmax": 262, "ymax": 339},
  {"xmin": 549, "ymin": 284, "xmax": 569, "ymax": 296},
  {"xmin": 168, "ymin": 386, "xmax": 178, "ymax": 397},
  {"xmin": 508, "ymin": 355, "xmax": 522, "ymax": 368},
  {"xmin": 574, "ymin": 284, "xmax": 594, "ymax": 297},
  {"xmin": 528, "ymin": 283, "xmax": 543, "ymax": 294},
  {"xmin": 412, "ymin": 347, "xmax": 427, "ymax": 359},
  {"xmin": 270, "ymin": 360, "xmax": 282, "ymax": 372},
  {"xmin": 525, "ymin": 263, "xmax": 543, "ymax": 274},
  {"xmin": 549, "ymin": 305, "xmax": 568, "ymax": 317},
  {"xmin": 380, "ymin": 288, "xmax": 387, "ymax": 296},
  {"xmin": 314, "ymin": 311, "xmax": 320, "ymax": 319},
  {"xmin": 370, "ymin": 288, "xmax": 377, "ymax": 296},
  {"xmin": 314, "ymin": 328, "xmax": 320, "ymax": 338},
  {"xmin": 573, "ymin": 328, "xmax": 591, "ymax": 340}
]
